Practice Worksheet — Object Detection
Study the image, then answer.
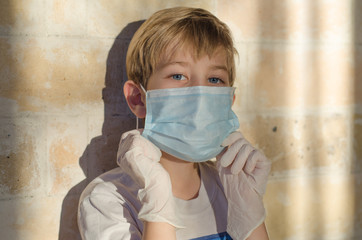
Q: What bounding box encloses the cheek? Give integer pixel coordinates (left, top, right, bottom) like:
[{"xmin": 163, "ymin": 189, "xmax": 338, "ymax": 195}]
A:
[
  {"xmin": 147, "ymin": 77, "xmax": 184, "ymax": 90},
  {"xmin": 146, "ymin": 75, "xmax": 163, "ymax": 90}
]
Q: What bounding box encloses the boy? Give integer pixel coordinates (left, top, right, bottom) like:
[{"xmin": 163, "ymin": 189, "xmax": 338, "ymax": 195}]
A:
[{"xmin": 78, "ymin": 7, "xmax": 271, "ymax": 240}]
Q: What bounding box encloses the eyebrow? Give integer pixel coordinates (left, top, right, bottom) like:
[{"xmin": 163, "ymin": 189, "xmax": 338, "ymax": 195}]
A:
[
  {"xmin": 209, "ymin": 65, "xmax": 228, "ymax": 72},
  {"xmin": 157, "ymin": 61, "xmax": 228, "ymax": 72},
  {"xmin": 156, "ymin": 61, "xmax": 189, "ymax": 70}
]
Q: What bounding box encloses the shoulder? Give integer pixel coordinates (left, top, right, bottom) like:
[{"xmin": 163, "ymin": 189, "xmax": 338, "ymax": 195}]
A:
[
  {"xmin": 80, "ymin": 167, "xmax": 141, "ymax": 207},
  {"xmin": 78, "ymin": 167, "xmax": 143, "ymax": 239}
]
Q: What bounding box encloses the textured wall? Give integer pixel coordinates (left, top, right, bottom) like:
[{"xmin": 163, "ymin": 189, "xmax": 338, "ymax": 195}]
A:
[{"xmin": 0, "ymin": 0, "xmax": 361, "ymax": 239}]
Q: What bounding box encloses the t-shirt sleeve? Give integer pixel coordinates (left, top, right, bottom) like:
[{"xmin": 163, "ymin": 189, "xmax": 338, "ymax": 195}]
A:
[{"xmin": 78, "ymin": 182, "xmax": 142, "ymax": 240}]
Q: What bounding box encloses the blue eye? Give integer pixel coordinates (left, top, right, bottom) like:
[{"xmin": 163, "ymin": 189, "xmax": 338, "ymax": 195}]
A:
[
  {"xmin": 172, "ymin": 74, "xmax": 186, "ymax": 81},
  {"xmin": 208, "ymin": 77, "xmax": 223, "ymax": 84}
]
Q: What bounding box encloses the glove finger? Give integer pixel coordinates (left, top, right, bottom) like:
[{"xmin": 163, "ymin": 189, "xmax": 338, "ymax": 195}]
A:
[
  {"xmin": 141, "ymin": 137, "xmax": 162, "ymax": 161},
  {"xmin": 127, "ymin": 129, "xmax": 161, "ymax": 161},
  {"xmin": 120, "ymin": 129, "xmax": 161, "ymax": 162},
  {"xmin": 230, "ymin": 144, "xmax": 254, "ymax": 175},
  {"xmin": 252, "ymin": 152, "xmax": 271, "ymax": 182},
  {"xmin": 118, "ymin": 130, "xmax": 142, "ymax": 160},
  {"xmin": 246, "ymin": 151, "xmax": 271, "ymax": 195},
  {"xmin": 120, "ymin": 129, "xmax": 142, "ymax": 141},
  {"xmin": 221, "ymin": 131, "xmax": 244, "ymax": 147},
  {"xmin": 244, "ymin": 149, "xmax": 259, "ymax": 174},
  {"xmin": 220, "ymin": 138, "xmax": 248, "ymax": 167},
  {"xmin": 216, "ymin": 147, "xmax": 227, "ymax": 162},
  {"xmin": 123, "ymin": 149, "xmax": 148, "ymax": 179},
  {"xmin": 247, "ymin": 151, "xmax": 270, "ymax": 175},
  {"xmin": 117, "ymin": 129, "xmax": 161, "ymax": 180},
  {"xmin": 117, "ymin": 132, "xmax": 135, "ymax": 166}
]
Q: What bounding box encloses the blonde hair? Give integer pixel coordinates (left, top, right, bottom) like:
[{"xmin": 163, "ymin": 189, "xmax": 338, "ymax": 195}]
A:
[{"xmin": 126, "ymin": 7, "xmax": 238, "ymax": 87}]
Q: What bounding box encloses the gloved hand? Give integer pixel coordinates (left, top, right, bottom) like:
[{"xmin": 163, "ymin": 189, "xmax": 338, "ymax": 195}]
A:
[
  {"xmin": 117, "ymin": 129, "xmax": 184, "ymax": 228},
  {"xmin": 217, "ymin": 131, "xmax": 271, "ymax": 240}
]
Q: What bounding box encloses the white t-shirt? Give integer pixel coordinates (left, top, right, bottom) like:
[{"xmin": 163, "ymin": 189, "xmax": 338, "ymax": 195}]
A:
[{"xmin": 78, "ymin": 161, "xmax": 232, "ymax": 240}]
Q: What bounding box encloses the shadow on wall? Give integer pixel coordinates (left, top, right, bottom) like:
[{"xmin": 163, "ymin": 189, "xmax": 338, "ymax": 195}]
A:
[
  {"xmin": 58, "ymin": 20, "xmax": 145, "ymax": 240},
  {"xmin": 353, "ymin": 0, "xmax": 362, "ymax": 239},
  {"xmin": 0, "ymin": 1, "xmax": 19, "ymax": 240}
]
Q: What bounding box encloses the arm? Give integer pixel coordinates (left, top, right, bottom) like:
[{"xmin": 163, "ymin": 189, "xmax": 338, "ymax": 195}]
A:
[
  {"xmin": 78, "ymin": 182, "xmax": 177, "ymax": 240},
  {"xmin": 78, "ymin": 129, "xmax": 183, "ymax": 240},
  {"xmin": 117, "ymin": 130, "xmax": 183, "ymax": 237},
  {"xmin": 217, "ymin": 131, "xmax": 271, "ymax": 240},
  {"xmin": 78, "ymin": 184, "xmax": 143, "ymax": 240},
  {"xmin": 247, "ymin": 223, "xmax": 269, "ymax": 240}
]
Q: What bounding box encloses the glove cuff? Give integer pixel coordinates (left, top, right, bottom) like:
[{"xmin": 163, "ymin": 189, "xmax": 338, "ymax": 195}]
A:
[
  {"xmin": 226, "ymin": 199, "xmax": 266, "ymax": 240},
  {"xmin": 138, "ymin": 213, "xmax": 185, "ymax": 229},
  {"xmin": 137, "ymin": 176, "xmax": 185, "ymax": 229}
]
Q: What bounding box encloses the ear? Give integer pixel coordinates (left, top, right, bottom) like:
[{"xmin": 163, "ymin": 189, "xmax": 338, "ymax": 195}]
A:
[{"xmin": 123, "ymin": 80, "xmax": 146, "ymax": 118}]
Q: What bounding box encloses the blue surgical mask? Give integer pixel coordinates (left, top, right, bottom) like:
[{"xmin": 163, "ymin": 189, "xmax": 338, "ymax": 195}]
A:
[{"xmin": 141, "ymin": 86, "xmax": 240, "ymax": 162}]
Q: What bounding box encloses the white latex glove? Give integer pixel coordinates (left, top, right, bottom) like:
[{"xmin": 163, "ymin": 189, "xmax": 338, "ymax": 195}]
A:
[
  {"xmin": 217, "ymin": 131, "xmax": 271, "ymax": 240},
  {"xmin": 117, "ymin": 129, "xmax": 184, "ymax": 228}
]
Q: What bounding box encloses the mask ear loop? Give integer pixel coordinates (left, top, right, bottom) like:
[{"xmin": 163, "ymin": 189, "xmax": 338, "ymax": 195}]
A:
[{"xmin": 136, "ymin": 84, "xmax": 147, "ymax": 130}]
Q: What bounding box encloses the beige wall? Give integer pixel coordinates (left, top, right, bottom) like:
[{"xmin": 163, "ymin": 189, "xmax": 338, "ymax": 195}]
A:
[{"xmin": 0, "ymin": 0, "xmax": 361, "ymax": 239}]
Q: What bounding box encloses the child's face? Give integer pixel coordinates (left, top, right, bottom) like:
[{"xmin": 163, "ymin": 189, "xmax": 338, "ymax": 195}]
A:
[{"xmin": 146, "ymin": 46, "xmax": 230, "ymax": 90}]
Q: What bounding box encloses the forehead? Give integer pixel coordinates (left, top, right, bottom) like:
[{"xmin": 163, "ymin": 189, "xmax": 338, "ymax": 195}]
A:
[{"xmin": 156, "ymin": 43, "xmax": 228, "ymax": 68}]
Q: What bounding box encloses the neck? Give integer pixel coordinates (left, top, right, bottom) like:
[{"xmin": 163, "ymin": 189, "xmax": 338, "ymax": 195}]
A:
[{"xmin": 160, "ymin": 151, "xmax": 201, "ymax": 200}]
